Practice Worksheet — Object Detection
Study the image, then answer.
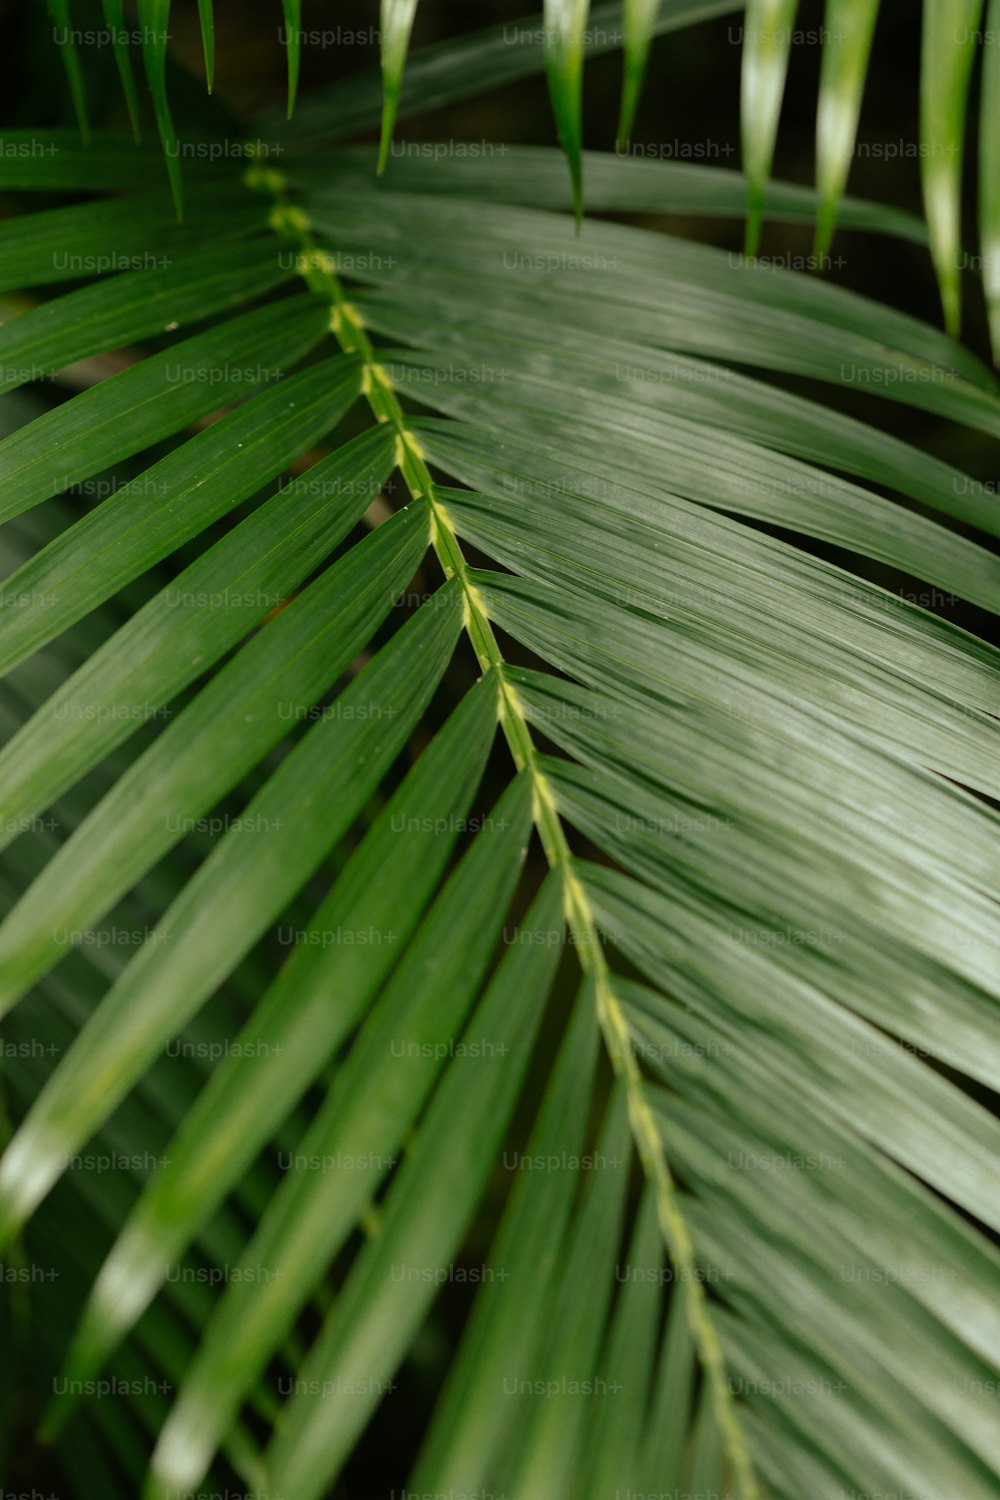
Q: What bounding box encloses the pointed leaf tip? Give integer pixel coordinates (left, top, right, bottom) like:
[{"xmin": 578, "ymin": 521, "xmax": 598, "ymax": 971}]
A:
[
  {"xmin": 617, "ymin": 0, "xmax": 658, "ymax": 148},
  {"xmin": 544, "ymin": 0, "xmax": 591, "ymax": 224},
  {"xmin": 980, "ymin": 0, "xmax": 1000, "ymax": 362},
  {"xmin": 137, "ymin": 0, "xmax": 183, "ymax": 218},
  {"xmin": 49, "ymin": 0, "xmax": 91, "ymax": 143},
  {"xmin": 740, "ymin": 0, "xmax": 799, "ymax": 260},
  {"xmin": 197, "ymin": 0, "xmax": 215, "ymax": 91},
  {"xmin": 920, "ymin": 0, "xmax": 984, "ymax": 339},
  {"xmin": 282, "ymin": 0, "xmax": 301, "ymax": 117},
  {"xmin": 813, "ymin": 0, "xmax": 880, "ymax": 261},
  {"xmin": 379, "ymin": 0, "xmax": 420, "ymax": 172},
  {"xmin": 101, "ymin": 0, "xmax": 142, "ymax": 140}
]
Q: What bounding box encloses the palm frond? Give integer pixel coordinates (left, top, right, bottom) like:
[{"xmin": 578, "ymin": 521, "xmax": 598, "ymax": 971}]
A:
[{"xmin": 1, "ymin": 13, "xmax": 999, "ymax": 1500}]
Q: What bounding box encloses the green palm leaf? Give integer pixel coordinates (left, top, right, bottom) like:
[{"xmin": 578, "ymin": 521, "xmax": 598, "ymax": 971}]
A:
[{"xmin": 1, "ymin": 10, "xmax": 999, "ymax": 1500}]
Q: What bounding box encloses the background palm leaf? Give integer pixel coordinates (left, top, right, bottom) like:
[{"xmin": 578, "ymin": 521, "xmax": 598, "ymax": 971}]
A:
[{"xmin": 54, "ymin": 0, "xmax": 1000, "ymax": 353}]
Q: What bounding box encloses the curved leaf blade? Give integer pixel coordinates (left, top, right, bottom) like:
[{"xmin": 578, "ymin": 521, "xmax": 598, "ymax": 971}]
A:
[
  {"xmin": 265, "ymin": 871, "xmax": 566, "ymax": 1500},
  {"xmin": 617, "ymin": 0, "xmax": 660, "ymax": 147},
  {"xmin": 101, "ymin": 0, "xmax": 143, "ymax": 139},
  {"xmin": 281, "ymin": 0, "xmax": 302, "ymax": 116},
  {"xmin": 981, "ymin": 0, "xmax": 1000, "ymax": 359},
  {"xmin": 146, "ymin": 772, "xmax": 533, "ymax": 1498},
  {"xmin": 137, "ymin": 0, "xmax": 182, "ymax": 215},
  {"xmin": 378, "ymin": 0, "xmax": 420, "ymax": 172},
  {"xmin": 0, "ymin": 575, "xmax": 462, "ymax": 1249},
  {"xmin": 411, "ymin": 979, "xmax": 601, "ymax": 1493},
  {"xmin": 0, "ymin": 186, "xmax": 262, "ymax": 291},
  {"xmin": 741, "ymin": 0, "xmax": 799, "ymax": 255},
  {"xmin": 814, "ymin": 0, "xmax": 880, "ymax": 257},
  {"xmin": 197, "ymin": 0, "xmax": 215, "ymax": 91},
  {"xmin": 0, "ymin": 499, "xmax": 424, "ymax": 1014},
  {"xmin": 48, "ymin": 0, "xmax": 91, "ymax": 143},
  {"xmin": 0, "ymin": 238, "xmax": 292, "ymax": 398},
  {"xmin": 46, "ymin": 674, "xmax": 501, "ymax": 1426},
  {"xmin": 0, "ymin": 294, "xmax": 330, "ymax": 522},
  {"xmin": 0, "ymin": 420, "xmax": 387, "ymax": 848},
  {"xmin": 920, "ymin": 0, "xmax": 984, "ymax": 335},
  {"xmin": 543, "ymin": 0, "xmax": 591, "ymax": 223}
]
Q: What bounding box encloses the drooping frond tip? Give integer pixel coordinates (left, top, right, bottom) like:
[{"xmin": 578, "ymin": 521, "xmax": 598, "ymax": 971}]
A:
[
  {"xmin": 138, "ymin": 0, "xmax": 183, "ymax": 217},
  {"xmin": 920, "ymin": 0, "xmax": 984, "ymax": 339},
  {"xmin": 197, "ymin": 0, "xmax": 215, "ymax": 92},
  {"xmin": 740, "ymin": 0, "xmax": 799, "ymax": 259},
  {"xmin": 544, "ymin": 0, "xmax": 591, "ymax": 226},
  {"xmin": 617, "ymin": 0, "xmax": 658, "ymax": 148},
  {"xmin": 812, "ymin": 0, "xmax": 880, "ymax": 260},
  {"xmin": 282, "ymin": 0, "xmax": 302, "ymax": 117},
  {"xmin": 49, "ymin": 0, "xmax": 91, "ymax": 144},
  {"xmin": 102, "ymin": 0, "xmax": 143, "ymax": 140},
  {"xmin": 979, "ymin": 0, "xmax": 1000, "ymax": 361},
  {"xmin": 378, "ymin": 0, "xmax": 420, "ymax": 173}
]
